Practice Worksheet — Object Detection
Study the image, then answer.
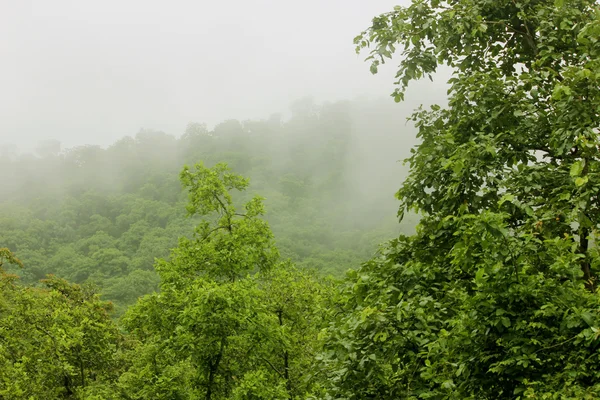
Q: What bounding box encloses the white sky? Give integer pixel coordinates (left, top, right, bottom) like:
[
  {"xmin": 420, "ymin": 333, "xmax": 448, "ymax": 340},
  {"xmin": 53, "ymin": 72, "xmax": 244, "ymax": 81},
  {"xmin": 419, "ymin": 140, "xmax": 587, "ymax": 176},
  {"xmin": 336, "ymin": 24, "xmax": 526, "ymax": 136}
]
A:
[{"xmin": 0, "ymin": 0, "xmax": 448, "ymax": 150}]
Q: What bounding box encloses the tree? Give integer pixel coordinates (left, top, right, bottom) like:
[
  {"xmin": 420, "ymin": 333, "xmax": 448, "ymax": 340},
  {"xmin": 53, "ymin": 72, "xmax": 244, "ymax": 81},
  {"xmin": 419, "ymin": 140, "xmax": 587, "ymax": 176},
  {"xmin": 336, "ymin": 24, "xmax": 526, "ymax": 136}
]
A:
[
  {"xmin": 0, "ymin": 248, "xmax": 23, "ymax": 270},
  {"xmin": 323, "ymin": 0, "xmax": 600, "ymax": 398},
  {"xmin": 0, "ymin": 249, "xmax": 124, "ymax": 399},
  {"xmin": 117, "ymin": 163, "xmax": 328, "ymax": 400}
]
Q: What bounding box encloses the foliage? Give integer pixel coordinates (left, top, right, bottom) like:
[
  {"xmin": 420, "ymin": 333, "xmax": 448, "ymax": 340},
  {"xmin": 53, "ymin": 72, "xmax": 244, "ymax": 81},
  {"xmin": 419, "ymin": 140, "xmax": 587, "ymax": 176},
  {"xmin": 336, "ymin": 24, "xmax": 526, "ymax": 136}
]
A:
[
  {"xmin": 0, "ymin": 98, "xmax": 417, "ymax": 313},
  {"xmin": 0, "ymin": 251, "xmax": 124, "ymax": 399},
  {"xmin": 323, "ymin": 0, "xmax": 600, "ymax": 398},
  {"xmin": 0, "ymin": 248, "xmax": 23, "ymax": 270},
  {"xmin": 116, "ymin": 163, "xmax": 331, "ymax": 399},
  {"xmin": 8, "ymin": 0, "xmax": 600, "ymax": 394}
]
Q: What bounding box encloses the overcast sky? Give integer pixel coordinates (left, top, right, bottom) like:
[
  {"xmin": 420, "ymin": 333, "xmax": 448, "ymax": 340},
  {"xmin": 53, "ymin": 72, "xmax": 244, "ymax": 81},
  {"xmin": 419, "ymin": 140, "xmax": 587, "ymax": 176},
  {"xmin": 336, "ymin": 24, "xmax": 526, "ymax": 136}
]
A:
[{"xmin": 1, "ymin": 0, "xmax": 447, "ymax": 151}]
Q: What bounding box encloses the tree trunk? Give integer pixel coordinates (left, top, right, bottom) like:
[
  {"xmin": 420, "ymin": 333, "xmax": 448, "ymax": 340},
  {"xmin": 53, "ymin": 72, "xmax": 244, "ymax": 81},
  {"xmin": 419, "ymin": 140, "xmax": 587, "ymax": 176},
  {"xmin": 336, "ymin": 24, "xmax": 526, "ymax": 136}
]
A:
[
  {"xmin": 206, "ymin": 339, "xmax": 225, "ymax": 400},
  {"xmin": 278, "ymin": 310, "xmax": 292, "ymax": 398}
]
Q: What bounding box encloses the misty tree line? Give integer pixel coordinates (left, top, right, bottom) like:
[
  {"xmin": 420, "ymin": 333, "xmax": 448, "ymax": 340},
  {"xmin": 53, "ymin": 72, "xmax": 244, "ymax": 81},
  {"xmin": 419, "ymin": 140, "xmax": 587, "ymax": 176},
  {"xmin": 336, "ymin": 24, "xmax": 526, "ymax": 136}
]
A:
[
  {"xmin": 0, "ymin": 97, "xmax": 417, "ymax": 315},
  {"xmin": 3, "ymin": 0, "xmax": 600, "ymax": 398}
]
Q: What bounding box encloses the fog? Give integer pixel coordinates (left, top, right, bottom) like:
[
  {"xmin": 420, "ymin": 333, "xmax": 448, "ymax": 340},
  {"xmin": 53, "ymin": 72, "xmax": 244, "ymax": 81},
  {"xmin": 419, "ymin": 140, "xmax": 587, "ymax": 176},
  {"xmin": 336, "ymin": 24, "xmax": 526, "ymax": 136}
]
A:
[
  {"xmin": 0, "ymin": 94, "xmax": 427, "ymax": 285},
  {"xmin": 0, "ymin": 0, "xmax": 456, "ymax": 307},
  {"xmin": 0, "ymin": 0, "xmax": 451, "ymax": 152}
]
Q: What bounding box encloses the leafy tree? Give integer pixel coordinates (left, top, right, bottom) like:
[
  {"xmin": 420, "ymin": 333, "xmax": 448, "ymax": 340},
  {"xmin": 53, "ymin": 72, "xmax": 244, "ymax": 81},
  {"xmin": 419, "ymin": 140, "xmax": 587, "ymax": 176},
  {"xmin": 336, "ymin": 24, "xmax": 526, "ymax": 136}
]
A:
[
  {"xmin": 323, "ymin": 0, "xmax": 600, "ymax": 398},
  {"xmin": 258, "ymin": 264, "xmax": 332, "ymax": 398},
  {"xmin": 0, "ymin": 248, "xmax": 23, "ymax": 270},
  {"xmin": 0, "ymin": 249, "xmax": 124, "ymax": 399},
  {"xmin": 117, "ymin": 163, "xmax": 328, "ymax": 399}
]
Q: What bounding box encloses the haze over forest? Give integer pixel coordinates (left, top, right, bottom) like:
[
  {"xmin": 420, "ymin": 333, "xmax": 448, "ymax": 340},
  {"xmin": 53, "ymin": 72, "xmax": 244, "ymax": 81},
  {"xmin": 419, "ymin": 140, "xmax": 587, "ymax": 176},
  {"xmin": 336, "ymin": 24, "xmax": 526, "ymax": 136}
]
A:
[
  {"xmin": 1, "ymin": 0, "xmax": 447, "ymax": 152},
  {"xmin": 0, "ymin": 0, "xmax": 451, "ymax": 326}
]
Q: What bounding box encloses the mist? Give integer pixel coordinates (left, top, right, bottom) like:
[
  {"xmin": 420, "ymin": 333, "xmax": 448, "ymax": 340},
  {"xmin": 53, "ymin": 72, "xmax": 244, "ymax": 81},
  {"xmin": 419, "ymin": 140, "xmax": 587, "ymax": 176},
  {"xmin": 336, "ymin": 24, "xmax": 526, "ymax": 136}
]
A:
[
  {"xmin": 0, "ymin": 95, "xmax": 430, "ymax": 287},
  {"xmin": 0, "ymin": 0, "xmax": 452, "ymax": 152},
  {"xmin": 0, "ymin": 0, "xmax": 450, "ymax": 305}
]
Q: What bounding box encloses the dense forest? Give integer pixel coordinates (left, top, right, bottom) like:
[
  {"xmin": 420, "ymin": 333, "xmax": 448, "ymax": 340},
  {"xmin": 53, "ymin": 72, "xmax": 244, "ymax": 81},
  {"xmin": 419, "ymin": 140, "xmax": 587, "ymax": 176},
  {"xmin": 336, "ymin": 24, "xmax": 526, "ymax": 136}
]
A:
[
  {"xmin": 3, "ymin": 0, "xmax": 600, "ymax": 398},
  {"xmin": 0, "ymin": 97, "xmax": 419, "ymax": 314}
]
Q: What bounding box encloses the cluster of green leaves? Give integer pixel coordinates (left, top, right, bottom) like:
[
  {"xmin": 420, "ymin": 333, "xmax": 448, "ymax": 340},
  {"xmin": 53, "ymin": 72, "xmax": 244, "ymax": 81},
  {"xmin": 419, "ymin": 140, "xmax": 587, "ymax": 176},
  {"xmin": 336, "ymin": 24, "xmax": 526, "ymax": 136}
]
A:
[
  {"xmin": 115, "ymin": 163, "xmax": 331, "ymax": 399},
  {"xmin": 324, "ymin": 0, "xmax": 600, "ymax": 398},
  {"xmin": 0, "ymin": 249, "xmax": 125, "ymax": 399}
]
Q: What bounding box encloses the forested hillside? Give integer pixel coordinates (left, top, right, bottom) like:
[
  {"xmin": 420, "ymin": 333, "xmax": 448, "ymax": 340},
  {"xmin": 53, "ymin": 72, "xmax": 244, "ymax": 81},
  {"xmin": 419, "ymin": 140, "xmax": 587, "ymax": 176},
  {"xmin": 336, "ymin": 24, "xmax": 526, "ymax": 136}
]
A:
[
  {"xmin": 0, "ymin": 97, "xmax": 417, "ymax": 313},
  {"xmin": 3, "ymin": 0, "xmax": 600, "ymax": 398}
]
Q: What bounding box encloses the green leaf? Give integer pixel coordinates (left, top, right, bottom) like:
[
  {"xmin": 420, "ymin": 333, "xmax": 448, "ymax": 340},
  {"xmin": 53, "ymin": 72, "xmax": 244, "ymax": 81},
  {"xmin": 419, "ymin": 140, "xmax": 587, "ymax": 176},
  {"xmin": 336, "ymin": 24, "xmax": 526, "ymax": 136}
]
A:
[
  {"xmin": 570, "ymin": 160, "xmax": 585, "ymax": 177},
  {"xmin": 499, "ymin": 194, "xmax": 515, "ymax": 205},
  {"xmin": 582, "ymin": 311, "xmax": 594, "ymax": 326},
  {"xmin": 559, "ymin": 192, "xmax": 571, "ymax": 201},
  {"xmin": 575, "ymin": 176, "xmax": 588, "ymax": 187},
  {"xmin": 442, "ymin": 379, "xmax": 455, "ymax": 389},
  {"xmin": 475, "ymin": 268, "xmax": 485, "ymax": 284}
]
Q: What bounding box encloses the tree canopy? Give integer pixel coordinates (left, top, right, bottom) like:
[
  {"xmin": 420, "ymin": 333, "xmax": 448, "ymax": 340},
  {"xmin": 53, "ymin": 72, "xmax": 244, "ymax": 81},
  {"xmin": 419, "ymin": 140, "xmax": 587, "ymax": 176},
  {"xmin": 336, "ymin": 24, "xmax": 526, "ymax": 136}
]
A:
[{"xmin": 323, "ymin": 0, "xmax": 600, "ymax": 398}]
